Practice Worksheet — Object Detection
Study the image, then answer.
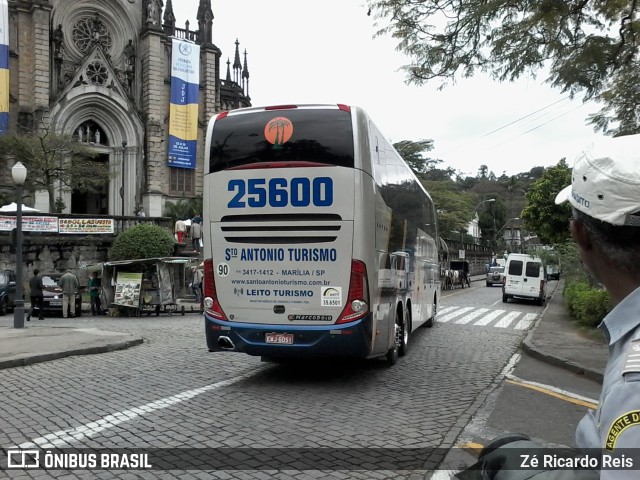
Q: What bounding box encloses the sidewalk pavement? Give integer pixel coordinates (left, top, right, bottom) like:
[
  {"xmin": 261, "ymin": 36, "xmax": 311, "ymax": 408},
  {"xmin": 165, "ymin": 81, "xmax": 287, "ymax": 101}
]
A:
[
  {"xmin": 521, "ymin": 278, "xmax": 608, "ymax": 383},
  {"xmin": 0, "ymin": 282, "xmax": 607, "ymax": 379},
  {"xmin": 0, "ymin": 297, "xmax": 204, "ymax": 370},
  {"xmin": 0, "ymin": 325, "xmax": 144, "ymax": 370}
]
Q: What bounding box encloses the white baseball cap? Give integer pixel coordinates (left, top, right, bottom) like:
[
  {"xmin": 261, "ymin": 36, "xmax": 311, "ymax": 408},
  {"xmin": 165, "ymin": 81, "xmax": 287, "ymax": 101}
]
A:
[{"xmin": 555, "ymin": 134, "xmax": 640, "ymax": 226}]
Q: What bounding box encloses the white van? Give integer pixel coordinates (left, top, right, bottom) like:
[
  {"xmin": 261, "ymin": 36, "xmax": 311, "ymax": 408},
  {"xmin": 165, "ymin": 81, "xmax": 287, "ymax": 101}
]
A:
[{"xmin": 502, "ymin": 253, "xmax": 546, "ymax": 305}]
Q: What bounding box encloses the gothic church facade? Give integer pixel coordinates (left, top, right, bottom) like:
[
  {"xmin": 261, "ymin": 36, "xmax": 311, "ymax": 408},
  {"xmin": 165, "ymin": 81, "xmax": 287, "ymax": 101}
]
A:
[{"xmin": 4, "ymin": 0, "xmax": 251, "ymax": 216}]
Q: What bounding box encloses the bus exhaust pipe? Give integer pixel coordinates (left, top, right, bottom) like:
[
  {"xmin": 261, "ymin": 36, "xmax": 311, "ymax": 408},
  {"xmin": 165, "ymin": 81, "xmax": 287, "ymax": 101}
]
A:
[{"xmin": 218, "ymin": 336, "xmax": 235, "ymax": 350}]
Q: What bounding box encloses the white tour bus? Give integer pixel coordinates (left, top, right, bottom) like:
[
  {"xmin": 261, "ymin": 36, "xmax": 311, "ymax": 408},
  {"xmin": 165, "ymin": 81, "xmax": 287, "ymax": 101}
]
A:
[{"xmin": 202, "ymin": 104, "xmax": 440, "ymax": 365}]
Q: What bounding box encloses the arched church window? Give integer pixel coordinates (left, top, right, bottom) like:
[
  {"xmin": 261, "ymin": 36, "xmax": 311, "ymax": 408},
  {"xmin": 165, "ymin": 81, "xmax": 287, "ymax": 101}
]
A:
[
  {"xmin": 72, "ymin": 15, "xmax": 113, "ymax": 53},
  {"xmin": 74, "ymin": 120, "xmax": 108, "ymax": 146},
  {"xmin": 86, "ymin": 61, "xmax": 109, "ymax": 86}
]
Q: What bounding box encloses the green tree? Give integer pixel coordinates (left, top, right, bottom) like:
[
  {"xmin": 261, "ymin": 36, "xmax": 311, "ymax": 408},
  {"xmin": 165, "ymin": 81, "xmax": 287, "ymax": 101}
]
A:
[
  {"xmin": 520, "ymin": 159, "xmax": 573, "ymax": 244},
  {"xmin": 393, "ymin": 139, "xmax": 439, "ymax": 173},
  {"xmin": 367, "ymin": 1, "xmax": 640, "ymax": 135},
  {"xmin": 164, "ymin": 198, "xmax": 201, "ymax": 224},
  {"xmin": 108, "ymin": 223, "xmax": 175, "ymax": 261},
  {"xmin": 0, "ymin": 126, "xmax": 110, "ymax": 212},
  {"xmin": 422, "ymin": 179, "xmax": 476, "ymax": 237}
]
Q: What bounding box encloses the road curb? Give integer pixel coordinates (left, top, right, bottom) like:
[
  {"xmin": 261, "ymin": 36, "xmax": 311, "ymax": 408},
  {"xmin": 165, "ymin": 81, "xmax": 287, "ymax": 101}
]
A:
[
  {"xmin": 520, "ymin": 282, "xmax": 604, "ymax": 384},
  {"xmin": 0, "ymin": 337, "xmax": 144, "ymax": 370}
]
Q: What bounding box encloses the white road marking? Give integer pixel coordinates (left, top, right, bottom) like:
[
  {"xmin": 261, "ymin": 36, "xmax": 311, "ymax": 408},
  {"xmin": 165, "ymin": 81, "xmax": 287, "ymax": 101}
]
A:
[
  {"xmin": 514, "ymin": 313, "xmax": 538, "ymax": 330},
  {"xmin": 437, "ymin": 307, "xmax": 474, "ymax": 323},
  {"xmin": 430, "ymin": 470, "xmax": 457, "ymax": 479},
  {"xmin": 454, "ymin": 308, "xmax": 489, "ymax": 324},
  {"xmin": 437, "ymin": 306, "xmax": 457, "ymax": 315},
  {"xmin": 494, "ymin": 311, "xmax": 522, "ymax": 328},
  {"xmin": 473, "ymin": 309, "xmax": 506, "ymax": 326},
  {"xmin": 17, "ymin": 367, "xmax": 265, "ymax": 449}
]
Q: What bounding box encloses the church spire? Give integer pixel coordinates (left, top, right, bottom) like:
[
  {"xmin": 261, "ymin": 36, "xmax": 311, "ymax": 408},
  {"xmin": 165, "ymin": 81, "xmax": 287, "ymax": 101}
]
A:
[
  {"xmin": 242, "ymin": 50, "xmax": 250, "ymax": 79},
  {"xmin": 163, "ymin": 0, "xmax": 176, "ymax": 35},
  {"xmin": 196, "ymin": 0, "xmax": 214, "ymax": 45},
  {"xmin": 242, "ymin": 49, "xmax": 250, "ymax": 97},
  {"xmin": 233, "ymin": 39, "xmax": 242, "ymax": 84},
  {"xmin": 226, "ymin": 58, "xmax": 231, "ymax": 82}
]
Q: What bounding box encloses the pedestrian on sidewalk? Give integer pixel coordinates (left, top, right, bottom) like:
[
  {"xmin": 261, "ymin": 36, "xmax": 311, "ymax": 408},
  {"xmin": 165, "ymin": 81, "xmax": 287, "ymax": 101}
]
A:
[
  {"xmin": 465, "ymin": 134, "xmax": 640, "ymax": 479},
  {"xmin": 58, "ymin": 269, "xmax": 79, "ymax": 318},
  {"xmin": 26, "ymin": 269, "xmax": 44, "ymax": 321},
  {"xmin": 190, "ymin": 217, "xmax": 202, "ymax": 252},
  {"xmin": 88, "ymin": 271, "xmax": 102, "ymax": 316},
  {"xmin": 190, "ymin": 266, "xmax": 203, "ymax": 304},
  {"xmin": 174, "ymin": 218, "xmax": 186, "ymax": 243}
]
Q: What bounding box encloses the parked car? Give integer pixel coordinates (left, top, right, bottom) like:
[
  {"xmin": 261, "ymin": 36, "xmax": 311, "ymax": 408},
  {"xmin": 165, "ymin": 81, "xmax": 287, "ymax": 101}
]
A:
[
  {"xmin": 546, "ymin": 264, "xmax": 560, "ymax": 281},
  {"xmin": 486, "ymin": 266, "xmax": 505, "ymax": 287},
  {"xmin": 0, "ymin": 270, "xmax": 16, "ymax": 315},
  {"xmin": 41, "ymin": 273, "xmax": 83, "ymax": 317}
]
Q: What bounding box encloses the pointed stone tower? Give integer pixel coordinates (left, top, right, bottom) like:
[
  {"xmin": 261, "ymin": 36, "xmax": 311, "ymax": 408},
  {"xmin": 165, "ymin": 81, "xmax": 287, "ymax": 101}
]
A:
[{"xmin": 4, "ymin": 0, "xmax": 251, "ymax": 217}]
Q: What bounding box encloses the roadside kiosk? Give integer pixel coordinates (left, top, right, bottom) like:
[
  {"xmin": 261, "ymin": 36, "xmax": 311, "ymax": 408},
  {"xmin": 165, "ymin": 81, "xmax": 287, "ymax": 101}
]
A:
[{"xmin": 100, "ymin": 257, "xmax": 197, "ymax": 316}]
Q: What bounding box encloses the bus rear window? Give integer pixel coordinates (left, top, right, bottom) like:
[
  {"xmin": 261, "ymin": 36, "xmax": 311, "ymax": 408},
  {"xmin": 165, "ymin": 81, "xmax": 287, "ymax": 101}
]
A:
[{"xmin": 208, "ymin": 109, "xmax": 354, "ymax": 172}]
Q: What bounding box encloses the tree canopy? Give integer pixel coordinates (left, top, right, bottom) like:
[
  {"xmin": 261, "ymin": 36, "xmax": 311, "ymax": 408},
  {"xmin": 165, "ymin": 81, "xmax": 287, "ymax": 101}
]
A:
[
  {"xmin": 392, "ymin": 139, "xmax": 439, "ymax": 173},
  {"xmin": 520, "ymin": 158, "xmax": 573, "ymax": 244},
  {"xmin": 0, "ymin": 126, "xmax": 110, "ymax": 212},
  {"xmin": 108, "ymin": 223, "xmax": 175, "ymax": 261},
  {"xmin": 367, "ymin": 0, "xmax": 640, "ymax": 135}
]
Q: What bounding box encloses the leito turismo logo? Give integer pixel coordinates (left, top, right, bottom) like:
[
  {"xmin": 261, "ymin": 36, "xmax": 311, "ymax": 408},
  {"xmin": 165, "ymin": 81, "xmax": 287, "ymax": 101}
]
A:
[{"xmin": 264, "ymin": 117, "xmax": 293, "ymax": 149}]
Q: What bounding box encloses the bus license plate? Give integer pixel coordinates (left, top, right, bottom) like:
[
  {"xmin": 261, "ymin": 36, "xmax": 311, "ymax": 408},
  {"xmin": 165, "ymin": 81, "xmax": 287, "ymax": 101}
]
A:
[{"xmin": 265, "ymin": 333, "xmax": 294, "ymax": 344}]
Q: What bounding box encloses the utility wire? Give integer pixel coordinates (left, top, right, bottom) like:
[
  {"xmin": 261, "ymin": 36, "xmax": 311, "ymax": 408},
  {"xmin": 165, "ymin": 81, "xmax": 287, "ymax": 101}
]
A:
[
  {"xmin": 485, "ymin": 102, "xmax": 588, "ymax": 151},
  {"xmin": 440, "ymin": 95, "xmax": 573, "ymax": 156},
  {"xmin": 476, "ymin": 96, "xmax": 571, "ymax": 139}
]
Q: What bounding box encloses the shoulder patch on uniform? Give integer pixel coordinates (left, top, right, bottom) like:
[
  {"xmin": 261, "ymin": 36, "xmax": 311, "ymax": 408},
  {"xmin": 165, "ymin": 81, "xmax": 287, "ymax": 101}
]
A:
[
  {"xmin": 605, "ymin": 410, "xmax": 640, "ymax": 451},
  {"xmin": 623, "ymin": 339, "xmax": 640, "ymax": 375}
]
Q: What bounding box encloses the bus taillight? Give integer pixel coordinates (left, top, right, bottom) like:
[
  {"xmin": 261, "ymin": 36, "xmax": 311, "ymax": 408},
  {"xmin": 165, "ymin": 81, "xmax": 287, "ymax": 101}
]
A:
[
  {"xmin": 203, "ymin": 259, "xmax": 228, "ymax": 320},
  {"xmin": 336, "ymin": 260, "xmax": 369, "ymax": 324}
]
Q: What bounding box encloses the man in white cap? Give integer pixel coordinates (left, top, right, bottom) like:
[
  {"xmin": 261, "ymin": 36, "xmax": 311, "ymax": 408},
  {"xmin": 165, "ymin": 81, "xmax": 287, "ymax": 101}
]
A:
[{"xmin": 459, "ymin": 134, "xmax": 640, "ymax": 479}]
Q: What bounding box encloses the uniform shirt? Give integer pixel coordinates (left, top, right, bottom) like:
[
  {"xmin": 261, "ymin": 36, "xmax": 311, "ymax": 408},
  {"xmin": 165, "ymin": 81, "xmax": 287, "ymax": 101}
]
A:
[{"xmin": 576, "ymin": 285, "xmax": 640, "ymax": 479}]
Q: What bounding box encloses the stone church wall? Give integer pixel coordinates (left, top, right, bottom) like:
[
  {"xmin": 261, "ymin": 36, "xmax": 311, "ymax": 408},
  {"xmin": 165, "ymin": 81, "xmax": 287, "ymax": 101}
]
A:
[{"xmin": 0, "ymin": 214, "xmax": 174, "ymax": 290}]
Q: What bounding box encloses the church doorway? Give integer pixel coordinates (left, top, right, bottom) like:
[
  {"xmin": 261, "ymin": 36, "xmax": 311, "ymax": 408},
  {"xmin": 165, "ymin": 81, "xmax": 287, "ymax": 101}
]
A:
[
  {"xmin": 71, "ymin": 153, "xmax": 110, "ymax": 214},
  {"xmin": 71, "ymin": 120, "xmax": 110, "ymax": 214}
]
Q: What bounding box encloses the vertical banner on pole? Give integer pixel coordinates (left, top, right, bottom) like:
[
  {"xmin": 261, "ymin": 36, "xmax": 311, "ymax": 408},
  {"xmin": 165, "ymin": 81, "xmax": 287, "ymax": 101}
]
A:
[
  {"xmin": 0, "ymin": 0, "xmax": 9, "ymax": 134},
  {"xmin": 168, "ymin": 38, "xmax": 200, "ymax": 169}
]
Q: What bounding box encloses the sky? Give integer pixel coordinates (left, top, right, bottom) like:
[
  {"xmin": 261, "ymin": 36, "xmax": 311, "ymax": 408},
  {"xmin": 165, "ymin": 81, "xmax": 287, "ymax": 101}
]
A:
[{"xmin": 173, "ymin": 1, "xmax": 605, "ymax": 178}]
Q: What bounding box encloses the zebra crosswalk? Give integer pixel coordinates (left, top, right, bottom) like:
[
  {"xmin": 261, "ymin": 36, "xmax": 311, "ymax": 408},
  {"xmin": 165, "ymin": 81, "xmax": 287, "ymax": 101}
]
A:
[{"xmin": 437, "ymin": 306, "xmax": 538, "ymax": 330}]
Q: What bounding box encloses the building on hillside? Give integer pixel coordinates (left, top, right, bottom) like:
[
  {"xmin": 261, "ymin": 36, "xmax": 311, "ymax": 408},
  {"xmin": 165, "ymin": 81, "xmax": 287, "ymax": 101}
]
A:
[
  {"xmin": 0, "ymin": 0, "xmax": 251, "ymax": 216},
  {"xmin": 466, "ymin": 213, "xmax": 481, "ymax": 243}
]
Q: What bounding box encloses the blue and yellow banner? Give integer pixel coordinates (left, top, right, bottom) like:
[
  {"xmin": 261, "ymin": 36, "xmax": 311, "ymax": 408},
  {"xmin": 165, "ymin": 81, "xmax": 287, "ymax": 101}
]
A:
[
  {"xmin": 0, "ymin": 0, "xmax": 9, "ymax": 134},
  {"xmin": 168, "ymin": 38, "xmax": 200, "ymax": 169}
]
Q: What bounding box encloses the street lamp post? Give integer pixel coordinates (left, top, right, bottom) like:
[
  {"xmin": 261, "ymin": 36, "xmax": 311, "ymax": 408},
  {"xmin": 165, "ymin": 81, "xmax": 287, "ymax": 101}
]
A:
[
  {"xmin": 12, "ymin": 162, "xmax": 27, "ymax": 329},
  {"xmin": 121, "ymin": 140, "xmax": 127, "ymax": 217}
]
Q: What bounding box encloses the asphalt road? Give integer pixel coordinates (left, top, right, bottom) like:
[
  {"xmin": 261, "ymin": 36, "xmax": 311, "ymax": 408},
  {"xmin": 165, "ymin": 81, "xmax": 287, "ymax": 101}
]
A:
[{"xmin": 0, "ymin": 281, "xmax": 595, "ymax": 479}]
